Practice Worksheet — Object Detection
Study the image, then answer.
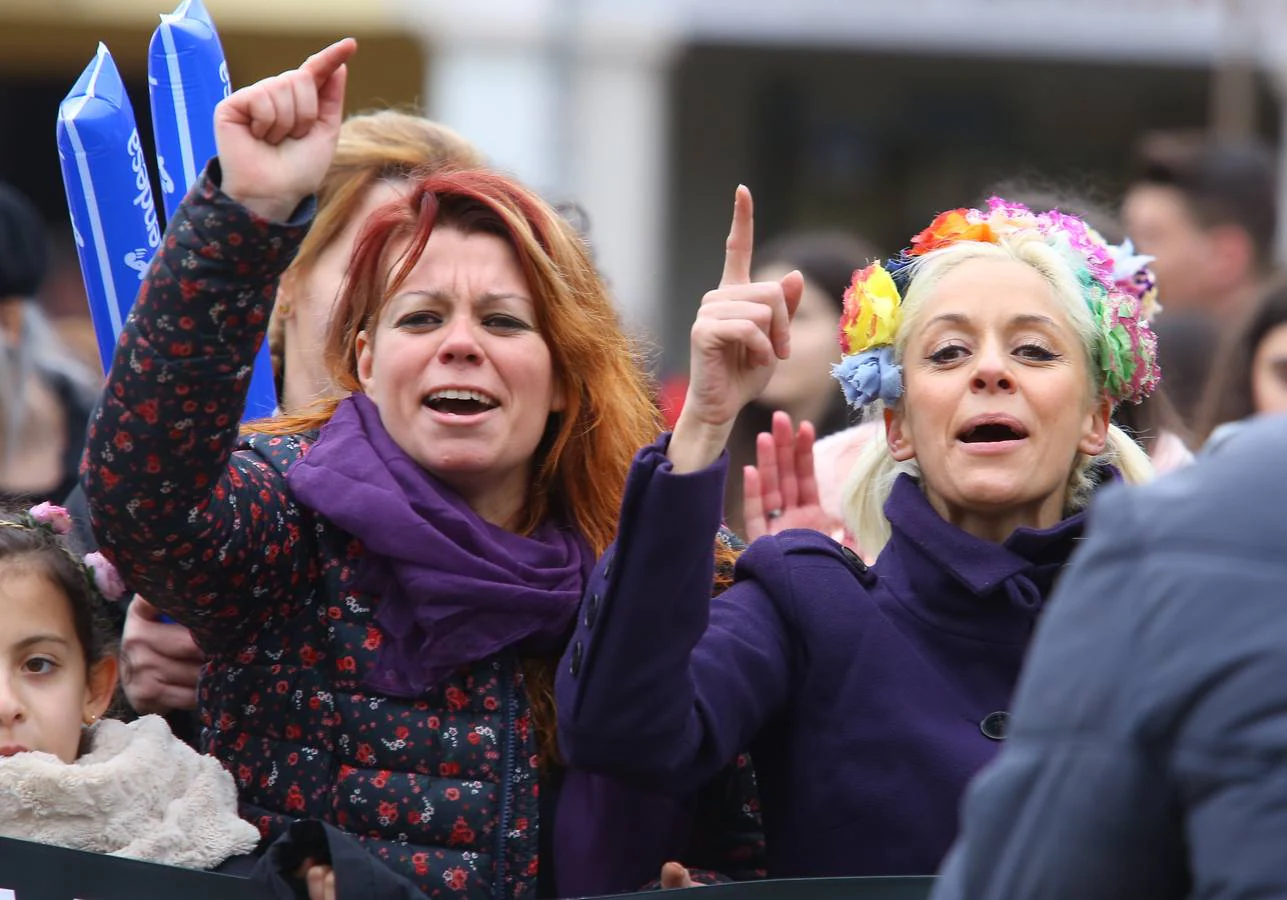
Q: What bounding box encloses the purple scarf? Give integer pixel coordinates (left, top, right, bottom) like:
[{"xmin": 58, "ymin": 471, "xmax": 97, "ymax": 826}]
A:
[{"xmin": 287, "ymin": 394, "xmax": 589, "ymax": 696}]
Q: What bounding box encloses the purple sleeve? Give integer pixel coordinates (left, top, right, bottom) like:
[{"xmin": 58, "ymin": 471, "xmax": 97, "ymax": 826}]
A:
[
  {"xmin": 556, "ymin": 435, "xmax": 795, "ymax": 794},
  {"xmin": 81, "ymin": 162, "xmax": 313, "ymax": 652}
]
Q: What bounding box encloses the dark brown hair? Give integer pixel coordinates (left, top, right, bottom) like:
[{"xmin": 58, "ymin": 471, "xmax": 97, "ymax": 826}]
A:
[
  {"xmin": 1194, "ymin": 277, "xmax": 1287, "ymax": 442},
  {"xmin": 1130, "ymin": 130, "xmax": 1278, "ymax": 273}
]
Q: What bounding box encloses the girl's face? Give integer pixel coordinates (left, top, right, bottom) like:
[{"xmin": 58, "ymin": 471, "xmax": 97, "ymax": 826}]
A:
[{"xmin": 0, "ymin": 563, "xmax": 116, "ymax": 763}]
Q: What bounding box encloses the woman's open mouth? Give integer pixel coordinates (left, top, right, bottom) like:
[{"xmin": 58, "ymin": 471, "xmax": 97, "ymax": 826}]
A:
[
  {"xmin": 423, "ymin": 388, "xmax": 500, "ymax": 419},
  {"xmin": 956, "ymin": 417, "xmax": 1029, "ymax": 453}
]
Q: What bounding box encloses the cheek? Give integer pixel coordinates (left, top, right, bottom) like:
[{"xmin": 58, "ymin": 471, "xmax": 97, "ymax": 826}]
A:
[{"xmin": 1253, "ymin": 365, "xmax": 1287, "ymax": 412}]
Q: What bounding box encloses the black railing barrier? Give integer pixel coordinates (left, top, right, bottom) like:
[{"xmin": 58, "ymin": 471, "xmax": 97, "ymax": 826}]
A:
[{"xmin": 0, "ymin": 836, "xmax": 935, "ymax": 900}]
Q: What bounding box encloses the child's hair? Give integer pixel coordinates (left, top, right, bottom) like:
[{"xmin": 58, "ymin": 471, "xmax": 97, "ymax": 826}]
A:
[{"xmin": 0, "ymin": 505, "xmax": 118, "ymax": 669}]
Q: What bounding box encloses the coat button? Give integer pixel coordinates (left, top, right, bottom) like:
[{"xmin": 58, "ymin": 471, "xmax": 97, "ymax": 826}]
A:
[
  {"xmin": 841, "ymin": 547, "xmax": 867, "ymax": 571},
  {"xmin": 602, "ymin": 554, "xmax": 613, "ymax": 580},
  {"xmin": 585, "ymin": 593, "xmax": 600, "ymax": 629},
  {"xmin": 980, "ymin": 711, "xmax": 1009, "ymax": 741},
  {"xmin": 569, "ymin": 640, "xmax": 584, "ymax": 677}
]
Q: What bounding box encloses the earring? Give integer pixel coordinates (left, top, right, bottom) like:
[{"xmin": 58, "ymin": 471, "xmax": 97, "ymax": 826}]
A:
[
  {"xmin": 278, "ymin": 300, "xmax": 292, "ymax": 317},
  {"xmin": 83, "ymin": 713, "xmax": 97, "ymax": 726}
]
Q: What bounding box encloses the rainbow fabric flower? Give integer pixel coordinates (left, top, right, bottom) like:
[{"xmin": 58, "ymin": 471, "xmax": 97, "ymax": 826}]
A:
[
  {"xmin": 839, "ymin": 262, "xmax": 902, "ymax": 355},
  {"xmin": 909, "ymin": 210, "xmax": 994, "ymax": 256},
  {"xmin": 829, "ymin": 197, "xmax": 1163, "ymax": 409}
]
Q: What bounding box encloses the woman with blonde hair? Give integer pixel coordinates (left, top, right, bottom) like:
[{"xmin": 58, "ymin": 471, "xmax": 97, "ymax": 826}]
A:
[
  {"xmin": 557, "ymin": 192, "xmax": 1158, "ymax": 878},
  {"xmin": 267, "ymin": 109, "xmax": 483, "ymax": 412},
  {"xmin": 83, "ymin": 40, "xmax": 752, "ymax": 897}
]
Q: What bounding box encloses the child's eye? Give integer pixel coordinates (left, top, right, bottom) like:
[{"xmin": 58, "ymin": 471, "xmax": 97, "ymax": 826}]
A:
[{"xmin": 22, "ymin": 658, "xmax": 57, "ymax": 675}]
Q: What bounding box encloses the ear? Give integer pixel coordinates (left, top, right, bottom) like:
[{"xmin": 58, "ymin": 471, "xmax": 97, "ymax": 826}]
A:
[
  {"xmin": 884, "ymin": 406, "xmax": 916, "ymax": 462},
  {"xmin": 83, "ymin": 655, "xmax": 119, "ymax": 724},
  {"xmin": 275, "ymin": 269, "xmax": 301, "ymax": 320},
  {"xmin": 1078, "ymin": 394, "xmax": 1113, "ymax": 457},
  {"xmin": 356, "ymin": 329, "xmax": 375, "ymax": 394}
]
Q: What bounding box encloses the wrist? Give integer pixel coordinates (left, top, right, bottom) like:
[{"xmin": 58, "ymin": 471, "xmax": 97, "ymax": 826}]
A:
[
  {"xmin": 668, "ymin": 414, "xmax": 733, "ymax": 474},
  {"xmin": 220, "ymin": 182, "xmax": 305, "ymax": 223}
]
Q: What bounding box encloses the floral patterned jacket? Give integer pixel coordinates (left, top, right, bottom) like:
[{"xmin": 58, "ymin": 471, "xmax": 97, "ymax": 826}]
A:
[{"xmin": 82, "ymin": 169, "xmax": 762, "ymax": 898}]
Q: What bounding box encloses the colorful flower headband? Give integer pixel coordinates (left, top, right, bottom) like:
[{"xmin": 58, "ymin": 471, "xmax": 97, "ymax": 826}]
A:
[
  {"xmin": 0, "ymin": 502, "xmax": 127, "ymax": 602},
  {"xmin": 832, "ymin": 198, "xmax": 1162, "ymax": 409}
]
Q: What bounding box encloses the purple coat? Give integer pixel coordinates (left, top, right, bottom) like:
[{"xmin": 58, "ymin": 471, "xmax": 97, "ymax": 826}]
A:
[{"xmin": 557, "ymin": 436, "xmax": 1090, "ymax": 878}]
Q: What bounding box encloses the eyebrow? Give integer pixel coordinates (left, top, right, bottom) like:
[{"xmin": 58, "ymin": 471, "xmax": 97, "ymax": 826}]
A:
[
  {"xmin": 13, "ymin": 634, "xmax": 70, "ymax": 651},
  {"xmin": 390, "ymin": 289, "xmax": 533, "ymax": 307},
  {"xmin": 926, "ymin": 313, "xmax": 1058, "ymax": 329}
]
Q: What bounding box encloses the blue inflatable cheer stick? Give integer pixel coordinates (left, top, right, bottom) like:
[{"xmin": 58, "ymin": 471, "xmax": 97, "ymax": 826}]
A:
[
  {"xmin": 148, "ymin": 0, "xmax": 229, "ymax": 221},
  {"xmin": 57, "ymin": 43, "xmax": 163, "ymax": 375},
  {"xmin": 148, "ymin": 0, "xmax": 279, "ymax": 419}
]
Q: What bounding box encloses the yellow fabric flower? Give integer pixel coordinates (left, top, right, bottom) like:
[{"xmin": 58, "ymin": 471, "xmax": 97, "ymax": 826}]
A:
[{"xmin": 839, "ymin": 262, "xmax": 902, "ymax": 355}]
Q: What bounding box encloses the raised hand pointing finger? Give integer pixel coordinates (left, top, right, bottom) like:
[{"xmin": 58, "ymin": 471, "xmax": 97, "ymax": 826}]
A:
[
  {"xmin": 216, "ymin": 37, "xmax": 357, "ymax": 222},
  {"xmin": 720, "ymin": 185, "xmax": 754, "ymax": 288},
  {"xmin": 300, "ymin": 37, "xmax": 355, "ymax": 129}
]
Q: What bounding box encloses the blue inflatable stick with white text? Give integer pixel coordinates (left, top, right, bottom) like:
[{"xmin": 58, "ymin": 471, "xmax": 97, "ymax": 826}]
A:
[
  {"xmin": 147, "ymin": 0, "xmax": 230, "ymax": 221},
  {"xmin": 57, "ymin": 43, "xmax": 163, "ymax": 374}
]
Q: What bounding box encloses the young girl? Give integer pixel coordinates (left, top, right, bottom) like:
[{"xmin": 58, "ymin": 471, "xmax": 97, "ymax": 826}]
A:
[{"xmin": 0, "ymin": 502, "xmax": 261, "ymax": 870}]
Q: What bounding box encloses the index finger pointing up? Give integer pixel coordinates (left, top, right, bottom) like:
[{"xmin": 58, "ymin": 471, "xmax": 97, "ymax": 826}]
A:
[
  {"xmin": 301, "ymin": 37, "xmax": 358, "ymax": 87},
  {"xmin": 720, "ymin": 184, "xmax": 754, "ymax": 287}
]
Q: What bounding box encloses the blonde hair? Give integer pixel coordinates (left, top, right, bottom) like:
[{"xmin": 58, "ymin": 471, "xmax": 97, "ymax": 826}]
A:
[
  {"xmin": 266, "ymin": 110, "xmax": 485, "ymax": 399},
  {"xmin": 841, "ymin": 236, "xmax": 1154, "ymax": 557}
]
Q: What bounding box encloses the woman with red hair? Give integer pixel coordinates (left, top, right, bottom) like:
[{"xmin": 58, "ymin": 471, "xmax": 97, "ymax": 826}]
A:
[{"xmin": 82, "ymin": 39, "xmax": 754, "ymax": 898}]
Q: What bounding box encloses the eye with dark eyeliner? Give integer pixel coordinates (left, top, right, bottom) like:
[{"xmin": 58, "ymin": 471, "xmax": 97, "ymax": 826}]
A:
[
  {"xmin": 1015, "ymin": 342, "xmax": 1060, "ymax": 362},
  {"xmin": 927, "ymin": 343, "xmax": 969, "ymax": 365},
  {"xmin": 394, "ymin": 310, "xmax": 440, "ymax": 329},
  {"xmin": 483, "ymin": 314, "xmax": 533, "ymax": 332}
]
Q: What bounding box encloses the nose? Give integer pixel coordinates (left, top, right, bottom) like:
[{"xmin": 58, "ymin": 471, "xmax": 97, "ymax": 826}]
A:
[
  {"xmin": 436, "ymin": 316, "xmax": 484, "ymax": 366},
  {"xmin": 0, "ymin": 672, "xmax": 25, "ymax": 728},
  {"xmin": 970, "ymin": 343, "xmax": 1015, "ymax": 394}
]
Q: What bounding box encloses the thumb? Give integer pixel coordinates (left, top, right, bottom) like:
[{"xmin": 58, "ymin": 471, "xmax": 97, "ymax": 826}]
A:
[
  {"xmin": 780, "ymin": 269, "xmax": 805, "ymax": 320},
  {"xmin": 770, "ymin": 269, "xmax": 805, "ymax": 360},
  {"xmin": 129, "ymin": 595, "xmax": 161, "ymax": 621},
  {"xmin": 660, "ymin": 862, "xmax": 696, "ymax": 890},
  {"xmin": 317, "ymin": 63, "xmax": 348, "ymax": 128}
]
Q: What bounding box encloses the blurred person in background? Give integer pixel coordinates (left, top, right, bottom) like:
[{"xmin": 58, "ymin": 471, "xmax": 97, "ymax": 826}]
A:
[
  {"xmin": 1193, "ymin": 276, "xmax": 1287, "ymax": 446},
  {"xmin": 0, "ymin": 182, "xmax": 98, "ymax": 509},
  {"xmin": 1121, "ymin": 131, "xmax": 1278, "ymax": 421},
  {"xmin": 265, "ymin": 109, "xmax": 484, "ymax": 413}
]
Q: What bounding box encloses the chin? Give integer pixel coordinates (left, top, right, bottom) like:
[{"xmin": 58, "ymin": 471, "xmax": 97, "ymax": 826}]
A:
[
  {"xmin": 419, "ymin": 453, "xmax": 497, "ymax": 478},
  {"xmin": 952, "ymin": 473, "xmax": 1045, "ymax": 511}
]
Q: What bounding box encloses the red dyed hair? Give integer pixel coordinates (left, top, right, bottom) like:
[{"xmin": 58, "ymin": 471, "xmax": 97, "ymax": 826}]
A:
[{"xmin": 249, "ymin": 170, "xmax": 678, "ymax": 762}]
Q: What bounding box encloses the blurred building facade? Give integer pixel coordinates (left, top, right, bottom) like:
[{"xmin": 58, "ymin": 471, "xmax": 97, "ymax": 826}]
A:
[{"xmin": 3, "ymin": 0, "xmax": 1286, "ymax": 371}]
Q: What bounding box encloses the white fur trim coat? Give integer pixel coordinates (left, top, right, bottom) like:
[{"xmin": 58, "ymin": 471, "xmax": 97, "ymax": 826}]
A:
[{"xmin": 0, "ymin": 715, "xmax": 260, "ymax": 869}]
